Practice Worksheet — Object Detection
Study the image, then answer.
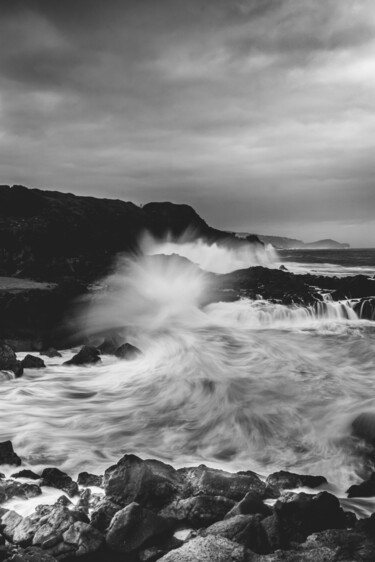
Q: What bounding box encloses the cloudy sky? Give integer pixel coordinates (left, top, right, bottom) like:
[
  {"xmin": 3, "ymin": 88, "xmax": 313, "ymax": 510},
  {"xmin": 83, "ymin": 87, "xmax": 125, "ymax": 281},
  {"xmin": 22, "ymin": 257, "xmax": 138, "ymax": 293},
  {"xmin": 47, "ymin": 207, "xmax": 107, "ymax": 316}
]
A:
[{"xmin": 1, "ymin": 0, "xmax": 374, "ymax": 246}]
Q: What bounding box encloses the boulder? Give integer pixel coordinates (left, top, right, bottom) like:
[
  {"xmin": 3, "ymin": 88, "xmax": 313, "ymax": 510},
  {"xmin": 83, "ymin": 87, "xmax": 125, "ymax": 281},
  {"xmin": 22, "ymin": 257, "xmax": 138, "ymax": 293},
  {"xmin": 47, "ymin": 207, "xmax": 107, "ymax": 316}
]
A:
[
  {"xmin": 0, "ymin": 480, "xmax": 41, "ymax": 504},
  {"xmin": 104, "ymin": 454, "xmax": 183, "ymax": 510},
  {"xmin": 0, "ymin": 343, "xmax": 23, "ymax": 377},
  {"xmin": 106, "ymin": 501, "xmax": 173, "ymax": 554},
  {"xmin": 63, "ymin": 346, "xmax": 101, "ymax": 366},
  {"xmin": 225, "ymin": 491, "xmax": 272, "ymax": 519},
  {"xmin": 266, "ymin": 471, "xmax": 327, "ymax": 497},
  {"xmin": 157, "ymin": 535, "xmax": 250, "ymax": 562},
  {"xmin": 352, "ymin": 412, "xmax": 375, "ymax": 445},
  {"xmin": 77, "ymin": 471, "xmax": 103, "ymax": 488},
  {"xmin": 200, "ymin": 513, "xmax": 270, "ymax": 553},
  {"xmin": 0, "ymin": 441, "xmax": 22, "ymax": 466},
  {"xmin": 11, "ymin": 470, "xmax": 40, "ymax": 480},
  {"xmin": 41, "ymin": 468, "xmax": 78, "ymax": 497},
  {"xmin": 6, "ymin": 546, "xmax": 58, "ymax": 561},
  {"xmin": 62, "ymin": 521, "xmax": 104, "ymax": 557},
  {"xmin": 0, "ymin": 510, "xmax": 23, "ymax": 542},
  {"xmin": 347, "ymin": 473, "xmax": 375, "ymax": 498},
  {"xmin": 90, "ymin": 498, "xmax": 122, "ymax": 532},
  {"xmin": 160, "ymin": 495, "xmax": 235, "ymax": 527},
  {"xmin": 40, "ymin": 348, "xmax": 62, "ymax": 358},
  {"xmin": 115, "ymin": 342, "xmax": 142, "ymax": 360},
  {"xmin": 97, "ymin": 335, "xmax": 123, "ymax": 355},
  {"xmin": 21, "ymin": 355, "xmax": 45, "ymax": 369}
]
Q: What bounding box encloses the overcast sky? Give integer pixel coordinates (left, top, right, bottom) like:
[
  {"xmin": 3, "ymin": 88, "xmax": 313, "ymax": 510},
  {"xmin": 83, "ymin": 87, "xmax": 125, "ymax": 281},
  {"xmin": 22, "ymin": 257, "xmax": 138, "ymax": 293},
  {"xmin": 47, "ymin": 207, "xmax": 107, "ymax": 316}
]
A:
[{"xmin": 1, "ymin": 0, "xmax": 374, "ymax": 246}]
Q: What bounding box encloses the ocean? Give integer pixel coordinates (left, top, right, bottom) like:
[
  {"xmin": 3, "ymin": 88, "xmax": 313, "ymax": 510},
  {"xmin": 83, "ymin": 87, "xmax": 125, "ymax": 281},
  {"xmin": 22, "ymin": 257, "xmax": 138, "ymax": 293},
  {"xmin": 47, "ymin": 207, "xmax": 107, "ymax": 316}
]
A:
[{"xmin": 1, "ymin": 243, "xmax": 375, "ymax": 517}]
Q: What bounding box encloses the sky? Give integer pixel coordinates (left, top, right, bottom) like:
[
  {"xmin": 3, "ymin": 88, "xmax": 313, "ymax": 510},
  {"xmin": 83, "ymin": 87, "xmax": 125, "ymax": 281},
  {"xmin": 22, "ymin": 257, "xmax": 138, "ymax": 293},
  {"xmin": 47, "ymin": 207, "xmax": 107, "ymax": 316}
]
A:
[{"xmin": 0, "ymin": 0, "xmax": 374, "ymax": 246}]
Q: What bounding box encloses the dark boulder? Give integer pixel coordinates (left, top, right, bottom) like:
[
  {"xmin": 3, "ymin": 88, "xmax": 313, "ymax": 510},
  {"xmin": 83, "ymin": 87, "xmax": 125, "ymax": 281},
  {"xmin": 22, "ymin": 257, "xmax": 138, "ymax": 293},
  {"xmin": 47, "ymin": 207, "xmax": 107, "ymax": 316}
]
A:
[
  {"xmin": 40, "ymin": 348, "xmax": 62, "ymax": 358},
  {"xmin": 347, "ymin": 473, "xmax": 375, "ymax": 498},
  {"xmin": 77, "ymin": 471, "xmax": 103, "ymax": 488},
  {"xmin": 115, "ymin": 343, "xmax": 142, "ymax": 360},
  {"xmin": 63, "ymin": 346, "xmax": 101, "ymax": 366},
  {"xmin": 106, "ymin": 501, "xmax": 173, "ymax": 554},
  {"xmin": 0, "ymin": 441, "xmax": 22, "ymax": 466},
  {"xmin": 5, "ymin": 546, "xmax": 58, "ymax": 561},
  {"xmin": 97, "ymin": 335, "xmax": 123, "ymax": 355},
  {"xmin": 21, "ymin": 355, "xmax": 46, "ymax": 369},
  {"xmin": 11, "ymin": 470, "xmax": 40, "ymax": 480},
  {"xmin": 200, "ymin": 513, "xmax": 270, "ymax": 553},
  {"xmin": 0, "ymin": 343, "xmax": 23, "ymax": 378},
  {"xmin": 266, "ymin": 470, "xmax": 327, "ymax": 497},
  {"xmin": 90, "ymin": 498, "xmax": 122, "ymax": 532},
  {"xmin": 61, "ymin": 520, "xmax": 104, "ymax": 557},
  {"xmin": 225, "ymin": 491, "xmax": 272, "ymax": 519},
  {"xmin": 352, "ymin": 412, "xmax": 375, "ymax": 445},
  {"xmin": 160, "ymin": 495, "xmax": 235, "ymax": 527},
  {"xmin": 0, "ymin": 480, "xmax": 41, "ymax": 504},
  {"xmin": 157, "ymin": 535, "xmax": 249, "ymax": 562},
  {"xmin": 41, "ymin": 468, "xmax": 78, "ymax": 497}
]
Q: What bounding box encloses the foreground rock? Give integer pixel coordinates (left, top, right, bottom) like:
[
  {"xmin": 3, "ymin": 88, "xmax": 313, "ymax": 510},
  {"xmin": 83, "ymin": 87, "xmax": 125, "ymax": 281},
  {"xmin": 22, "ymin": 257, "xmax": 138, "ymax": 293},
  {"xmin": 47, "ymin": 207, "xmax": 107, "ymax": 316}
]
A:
[
  {"xmin": 41, "ymin": 468, "xmax": 78, "ymax": 497},
  {"xmin": 0, "ymin": 441, "xmax": 22, "ymax": 466},
  {"xmin": 0, "ymin": 343, "xmax": 23, "ymax": 378},
  {"xmin": 63, "ymin": 346, "xmax": 100, "ymax": 366},
  {"xmin": 347, "ymin": 473, "xmax": 375, "ymax": 498},
  {"xmin": 158, "ymin": 535, "xmax": 249, "ymax": 562},
  {"xmin": 352, "ymin": 412, "xmax": 375, "ymax": 445},
  {"xmin": 21, "ymin": 355, "xmax": 46, "ymax": 369}
]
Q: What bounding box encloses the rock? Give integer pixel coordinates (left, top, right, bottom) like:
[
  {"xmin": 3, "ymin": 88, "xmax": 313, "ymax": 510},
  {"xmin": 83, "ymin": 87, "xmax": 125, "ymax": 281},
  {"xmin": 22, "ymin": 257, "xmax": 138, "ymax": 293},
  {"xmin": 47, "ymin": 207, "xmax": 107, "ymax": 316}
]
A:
[
  {"xmin": 21, "ymin": 355, "xmax": 45, "ymax": 369},
  {"xmin": 31, "ymin": 505, "xmax": 87, "ymax": 553},
  {"xmin": 40, "ymin": 348, "xmax": 62, "ymax": 358},
  {"xmin": 54, "ymin": 495, "xmax": 72, "ymax": 507},
  {"xmin": 90, "ymin": 498, "xmax": 122, "ymax": 532},
  {"xmin": 180, "ymin": 465, "xmax": 267, "ymax": 501},
  {"xmin": 106, "ymin": 501, "xmax": 173, "ymax": 553},
  {"xmin": 347, "ymin": 473, "xmax": 375, "ymax": 498},
  {"xmin": 114, "ymin": 342, "xmax": 142, "ymax": 360},
  {"xmin": 279, "ymin": 265, "xmax": 288, "ymax": 271},
  {"xmin": 97, "ymin": 335, "xmax": 123, "ymax": 355},
  {"xmin": 0, "ymin": 441, "xmax": 22, "ymax": 466},
  {"xmin": 104, "ymin": 454, "xmax": 183, "ymax": 510},
  {"xmin": 0, "ymin": 343, "xmax": 23, "ymax": 378},
  {"xmin": 11, "ymin": 470, "xmax": 40, "ymax": 480},
  {"xmin": 266, "ymin": 471, "xmax": 327, "ymax": 497},
  {"xmin": 62, "ymin": 521, "xmax": 104, "ymax": 557},
  {"xmin": 160, "ymin": 495, "xmax": 235, "ymax": 527},
  {"xmin": 6, "ymin": 546, "xmax": 58, "ymax": 561},
  {"xmin": 352, "ymin": 412, "xmax": 375, "ymax": 445},
  {"xmin": 0, "ymin": 480, "xmax": 41, "ymax": 504},
  {"xmin": 13, "ymin": 512, "xmax": 41, "ymax": 547},
  {"xmin": 63, "ymin": 346, "xmax": 101, "ymax": 366},
  {"xmin": 200, "ymin": 513, "xmax": 270, "ymax": 553},
  {"xmin": 0, "ymin": 510, "xmax": 23, "ymax": 542},
  {"xmin": 157, "ymin": 535, "xmax": 250, "ymax": 562},
  {"xmin": 225, "ymin": 491, "xmax": 272, "ymax": 519},
  {"xmin": 77, "ymin": 471, "xmax": 103, "ymax": 487},
  {"xmin": 41, "ymin": 468, "xmax": 78, "ymax": 497},
  {"xmin": 0, "ymin": 474, "xmax": 4, "ymax": 479}
]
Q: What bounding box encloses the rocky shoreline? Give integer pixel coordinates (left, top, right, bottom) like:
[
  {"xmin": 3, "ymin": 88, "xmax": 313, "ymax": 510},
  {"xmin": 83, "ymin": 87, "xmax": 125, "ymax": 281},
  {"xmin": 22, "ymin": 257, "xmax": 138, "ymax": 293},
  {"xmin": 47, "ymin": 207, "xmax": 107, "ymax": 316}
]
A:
[{"xmin": 0, "ymin": 440, "xmax": 375, "ymax": 562}]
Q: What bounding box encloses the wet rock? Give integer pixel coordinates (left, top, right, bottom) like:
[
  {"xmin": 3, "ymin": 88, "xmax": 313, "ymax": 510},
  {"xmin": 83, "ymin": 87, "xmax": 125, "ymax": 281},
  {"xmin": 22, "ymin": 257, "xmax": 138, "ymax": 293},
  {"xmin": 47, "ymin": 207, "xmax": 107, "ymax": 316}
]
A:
[
  {"xmin": 160, "ymin": 495, "xmax": 235, "ymax": 527},
  {"xmin": 104, "ymin": 454, "xmax": 183, "ymax": 510},
  {"xmin": 77, "ymin": 471, "xmax": 103, "ymax": 487},
  {"xmin": 225, "ymin": 491, "xmax": 272, "ymax": 519},
  {"xmin": 54, "ymin": 496, "xmax": 72, "ymax": 507},
  {"xmin": 200, "ymin": 513, "xmax": 270, "ymax": 553},
  {"xmin": 75, "ymin": 488, "xmax": 91, "ymax": 514},
  {"xmin": 157, "ymin": 535, "xmax": 250, "ymax": 562},
  {"xmin": 13, "ymin": 512, "xmax": 41, "ymax": 547},
  {"xmin": 347, "ymin": 473, "xmax": 375, "ymax": 498},
  {"xmin": 352, "ymin": 412, "xmax": 375, "ymax": 445},
  {"xmin": 106, "ymin": 501, "xmax": 173, "ymax": 554},
  {"xmin": 0, "ymin": 343, "xmax": 23, "ymax": 378},
  {"xmin": 62, "ymin": 521, "xmax": 104, "ymax": 557},
  {"xmin": 63, "ymin": 346, "xmax": 101, "ymax": 366},
  {"xmin": 115, "ymin": 342, "xmax": 142, "ymax": 360},
  {"xmin": 41, "ymin": 468, "xmax": 78, "ymax": 497},
  {"xmin": 11, "ymin": 470, "xmax": 40, "ymax": 481},
  {"xmin": 0, "ymin": 442, "xmax": 21, "ymax": 466},
  {"xmin": 6, "ymin": 546, "xmax": 58, "ymax": 561},
  {"xmin": 97, "ymin": 335, "xmax": 123, "ymax": 355},
  {"xmin": 0, "ymin": 510, "xmax": 23, "ymax": 542},
  {"xmin": 40, "ymin": 348, "xmax": 61, "ymax": 358},
  {"xmin": 90, "ymin": 498, "xmax": 122, "ymax": 532},
  {"xmin": 266, "ymin": 471, "xmax": 327, "ymax": 497},
  {"xmin": 21, "ymin": 355, "xmax": 45, "ymax": 369},
  {"xmin": 180, "ymin": 465, "xmax": 267, "ymax": 501},
  {"xmin": 0, "ymin": 481, "xmax": 41, "ymax": 504}
]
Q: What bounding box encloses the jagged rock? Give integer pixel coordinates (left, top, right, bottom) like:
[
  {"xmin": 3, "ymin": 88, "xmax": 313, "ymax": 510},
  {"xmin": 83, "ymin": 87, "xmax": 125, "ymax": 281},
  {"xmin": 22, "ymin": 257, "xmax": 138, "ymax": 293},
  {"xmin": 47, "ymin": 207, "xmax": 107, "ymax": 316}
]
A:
[
  {"xmin": 75, "ymin": 488, "xmax": 91, "ymax": 514},
  {"xmin": 157, "ymin": 535, "xmax": 250, "ymax": 562},
  {"xmin": 160, "ymin": 495, "xmax": 235, "ymax": 527},
  {"xmin": 0, "ymin": 510, "xmax": 23, "ymax": 542},
  {"xmin": 40, "ymin": 348, "xmax": 62, "ymax": 358},
  {"xmin": 352, "ymin": 412, "xmax": 375, "ymax": 445},
  {"xmin": 63, "ymin": 346, "xmax": 101, "ymax": 366},
  {"xmin": 0, "ymin": 481, "xmax": 41, "ymax": 504},
  {"xmin": 13, "ymin": 512, "xmax": 41, "ymax": 547},
  {"xmin": 41, "ymin": 468, "xmax": 78, "ymax": 497},
  {"xmin": 200, "ymin": 513, "xmax": 270, "ymax": 553},
  {"xmin": 0, "ymin": 441, "xmax": 22, "ymax": 466},
  {"xmin": 104, "ymin": 454, "xmax": 183, "ymax": 510},
  {"xmin": 62, "ymin": 521, "xmax": 104, "ymax": 557},
  {"xmin": 347, "ymin": 473, "xmax": 375, "ymax": 498},
  {"xmin": 266, "ymin": 471, "xmax": 327, "ymax": 497},
  {"xmin": 91, "ymin": 498, "xmax": 122, "ymax": 532},
  {"xmin": 225, "ymin": 491, "xmax": 272, "ymax": 519},
  {"xmin": 77, "ymin": 471, "xmax": 102, "ymax": 487},
  {"xmin": 54, "ymin": 495, "xmax": 72, "ymax": 507},
  {"xmin": 11, "ymin": 470, "xmax": 40, "ymax": 481},
  {"xmin": 97, "ymin": 335, "xmax": 123, "ymax": 355},
  {"xmin": 114, "ymin": 342, "xmax": 142, "ymax": 360},
  {"xmin": 0, "ymin": 343, "xmax": 23, "ymax": 378},
  {"xmin": 21, "ymin": 355, "xmax": 45, "ymax": 369},
  {"xmin": 180, "ymin": 465, "xmax": 267, "ymax": 501},
  {"xmin": 106, "ymin": 502, "xmax": 173, "ymax": 553},
  {"xmin": 6, "ymin": 546, "xmax": 58, "ymax": 561}
]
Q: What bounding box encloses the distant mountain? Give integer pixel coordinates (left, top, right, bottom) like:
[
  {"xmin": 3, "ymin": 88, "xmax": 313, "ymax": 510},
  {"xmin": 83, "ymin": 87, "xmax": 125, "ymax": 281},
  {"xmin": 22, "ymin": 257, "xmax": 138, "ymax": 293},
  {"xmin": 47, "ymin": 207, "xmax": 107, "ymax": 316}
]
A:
[{"xmin": 235, "ymin": 233, "xmax": 350, "ymax": 250}]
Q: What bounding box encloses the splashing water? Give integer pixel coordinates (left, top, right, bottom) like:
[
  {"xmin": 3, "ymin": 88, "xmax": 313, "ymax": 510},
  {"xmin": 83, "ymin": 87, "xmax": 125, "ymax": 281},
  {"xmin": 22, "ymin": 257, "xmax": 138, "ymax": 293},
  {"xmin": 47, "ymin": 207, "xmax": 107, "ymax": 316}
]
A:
[{"xmin": 0, "ymin": 245, "xmax": 375, "ymax": 507}]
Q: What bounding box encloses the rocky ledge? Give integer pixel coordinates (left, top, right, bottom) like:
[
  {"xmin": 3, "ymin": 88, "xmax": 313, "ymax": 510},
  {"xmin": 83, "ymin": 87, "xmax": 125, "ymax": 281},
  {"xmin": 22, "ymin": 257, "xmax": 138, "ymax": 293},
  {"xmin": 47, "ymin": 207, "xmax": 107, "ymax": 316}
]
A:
[{"xmin": 0, "ymin": 443, "xmax": 375, "ymax": 561}]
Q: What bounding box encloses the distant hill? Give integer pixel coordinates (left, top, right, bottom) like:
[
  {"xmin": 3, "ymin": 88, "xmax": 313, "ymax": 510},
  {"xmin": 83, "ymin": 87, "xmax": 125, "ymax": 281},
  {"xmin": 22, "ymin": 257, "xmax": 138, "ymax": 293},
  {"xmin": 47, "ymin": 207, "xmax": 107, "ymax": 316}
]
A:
[{"xmin": 234, "ymin": 233, "xmax": 350, "ymax": 250}]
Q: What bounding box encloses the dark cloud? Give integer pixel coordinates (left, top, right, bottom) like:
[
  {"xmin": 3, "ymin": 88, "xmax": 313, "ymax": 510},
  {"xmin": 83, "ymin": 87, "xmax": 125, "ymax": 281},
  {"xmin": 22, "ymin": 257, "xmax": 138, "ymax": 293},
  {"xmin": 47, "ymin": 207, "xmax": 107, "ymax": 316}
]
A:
[{"xmin": 0, "ymin": 0, "xmax": 374, "ymax": 246}]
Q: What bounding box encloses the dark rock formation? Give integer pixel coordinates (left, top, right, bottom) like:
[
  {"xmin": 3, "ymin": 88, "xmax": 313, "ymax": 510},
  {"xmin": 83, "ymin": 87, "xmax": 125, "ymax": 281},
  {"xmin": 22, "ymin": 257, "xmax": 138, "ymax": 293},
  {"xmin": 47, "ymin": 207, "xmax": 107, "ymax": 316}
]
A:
[
  {"xmin": 21, "ymin": 355, "xmax": 45, "ymax": 369},
  {"xmin": 265, "ymin": 471, "xmax": 327, "ymax": 497},
  {"xmin": 115, "ymin": 342, "xmax": 142, "ymax": 360},
  {"xmin": 39, "ymin": 348, "xmax": 62, "ymax": 358},
  {"xmin": 0, "ymin": 441, "xmax": 22, "ymax": 466},
  {"xmin": 0, "ymin": 480, "xmax": 41, "ymax": 504},
  {"xmin": 77, "ymin": 472, "xmax": 103, "ymax": 488},
  {"xmin": 63, "ymin": 346, "xmax": 100, "ymax": 366},
  {"xmin": 41, "ymin": 468, "xmax": 79, "ymax": 497},
  {"xmin": 0, "ymin": 343, "xmax": 23, "ymax": 377},
  {"xmin": 347, "ymin": 473, "xmax": 375, "ymax": 498},
  {"xmin": 11, "ymin": 470, "xmax": 40, "ymax": 481},
  {"xmin": 352, "ymin": 412, "xmax": 375, "ymax": 446},
  {"xmin": 224, "ymin": 492, "xmax": 272, "ymax": 519}
]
